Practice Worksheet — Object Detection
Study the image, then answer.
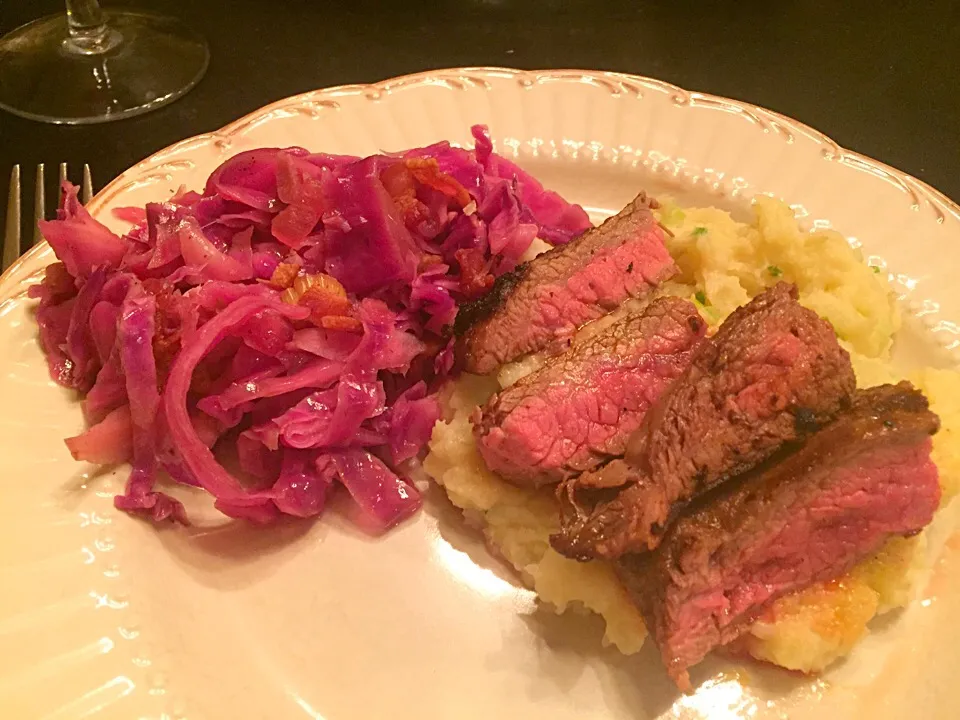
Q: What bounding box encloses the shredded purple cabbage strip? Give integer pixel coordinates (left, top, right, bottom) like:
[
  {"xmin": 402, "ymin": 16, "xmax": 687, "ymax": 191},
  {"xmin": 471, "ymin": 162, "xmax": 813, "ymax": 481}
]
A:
[{"xmin": 31, "ymin": 125, "xmax": 591, "ymax": 530}]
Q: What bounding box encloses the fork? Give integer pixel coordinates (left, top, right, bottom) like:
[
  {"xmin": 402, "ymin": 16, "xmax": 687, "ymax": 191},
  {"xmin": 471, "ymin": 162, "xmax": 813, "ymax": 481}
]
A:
[{"xmin": 3, "ymin": 163, "xmax": 93, "ymax": 273}]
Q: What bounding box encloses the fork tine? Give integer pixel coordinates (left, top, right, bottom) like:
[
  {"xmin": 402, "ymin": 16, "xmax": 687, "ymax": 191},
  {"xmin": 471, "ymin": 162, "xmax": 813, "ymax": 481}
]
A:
[
  {"xmin": 3, "ymin": 165, "xmax": 21, "ymax": 272},
  {"xmin": 32, "ymin": 163, "xmax": 45, "ymax": 248},
  {"xmin": 58, "ymin": 162, "xmax": 68, "ymax": 210},
  {"xmin": 82, "ymin": 164, "xmax": 93, "ymax": 205}
]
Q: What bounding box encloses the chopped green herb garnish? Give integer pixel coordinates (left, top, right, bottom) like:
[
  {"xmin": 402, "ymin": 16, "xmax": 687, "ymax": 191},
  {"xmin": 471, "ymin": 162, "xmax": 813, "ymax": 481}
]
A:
[
  {"xmin": 768, "ymin": 265, "xmax": 783, "ymax": 277},
  {"xmin": 695, "ymin": 290, "xmax": 707, "ymax": 305},
  {"xmin": 872, "ymin": 266, "xmax": 881, "ymax": 274},
  {"xmin": 692, "ymin": 226, "xmax": 708, "ymax": 236}
]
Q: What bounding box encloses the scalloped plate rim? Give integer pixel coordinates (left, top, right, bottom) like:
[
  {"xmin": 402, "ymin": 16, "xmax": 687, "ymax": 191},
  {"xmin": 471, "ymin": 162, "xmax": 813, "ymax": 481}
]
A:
[
  {"xmin": 2, "ymin": 66, "xmax": 959, "ymax": 720},
  {"xmin": 2, "ymin": 66, "xmax": 958, "ymax": 292}
]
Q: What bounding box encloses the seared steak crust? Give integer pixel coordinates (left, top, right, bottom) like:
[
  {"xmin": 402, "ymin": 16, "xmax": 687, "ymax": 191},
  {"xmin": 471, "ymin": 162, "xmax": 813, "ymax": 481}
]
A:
[
  {"xmin": 552, "ymin": 283, "xmax": 856, "ymax": 560},
  {"xmin": 453, "ymin": 263, "xmax": 530, "ymax": 337},
  {"xmin": 457, "ymin": 192, "xmax": 676, "ymax": 375},
  {"xmin": 617, "ymin": 382, "xmax": 941, "ymax": 690}
]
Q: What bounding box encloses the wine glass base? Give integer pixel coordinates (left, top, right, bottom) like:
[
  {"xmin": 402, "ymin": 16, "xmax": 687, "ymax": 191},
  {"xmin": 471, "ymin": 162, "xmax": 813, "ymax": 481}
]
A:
[{"xmin": 0, "ymin": 11, "xmax": 209, "ymax": 125}]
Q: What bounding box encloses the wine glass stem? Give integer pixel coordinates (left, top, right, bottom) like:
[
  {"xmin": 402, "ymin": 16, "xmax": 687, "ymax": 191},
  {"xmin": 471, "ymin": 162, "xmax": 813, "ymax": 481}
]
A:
[{"xmin": 64, "ymin": 0, "xmax": 114, "ymax": 54}]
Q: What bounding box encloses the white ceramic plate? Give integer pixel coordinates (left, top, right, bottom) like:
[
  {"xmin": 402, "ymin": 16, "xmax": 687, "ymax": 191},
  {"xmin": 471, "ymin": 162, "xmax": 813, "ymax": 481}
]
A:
[{"xmin": 1, "ymin": 68, "xmax": 958, "ymax": 720}]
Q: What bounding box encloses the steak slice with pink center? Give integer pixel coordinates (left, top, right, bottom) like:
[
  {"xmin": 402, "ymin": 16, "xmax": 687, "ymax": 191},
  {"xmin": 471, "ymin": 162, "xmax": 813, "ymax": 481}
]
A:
[
  {"xmin": 455, "ymin": 193, "xmax": 677, "ymax": 375},
  {"xmin": 552, "ymin": 283, "xmax": 857, "ymax": 560},
  {"xmin": 616, "ymin": 382, "xmax": 941, "ymax": 691},
  {"xmin": 475, "ymin": 296, "xmax": 706, "ymax": 487}
]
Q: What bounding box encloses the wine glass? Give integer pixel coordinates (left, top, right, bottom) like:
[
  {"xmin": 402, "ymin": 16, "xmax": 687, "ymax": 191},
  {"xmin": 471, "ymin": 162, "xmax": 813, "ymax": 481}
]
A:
[{"xmin": 0, "ymin": 0, "xmax": 209, "ymax": 124}]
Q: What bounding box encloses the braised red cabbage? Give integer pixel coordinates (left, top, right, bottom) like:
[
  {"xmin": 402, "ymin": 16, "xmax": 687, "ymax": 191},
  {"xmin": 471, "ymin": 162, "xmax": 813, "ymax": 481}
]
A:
[{"xmin": 30, "ymin": 125, "xmax": 591, "ymax": 529}]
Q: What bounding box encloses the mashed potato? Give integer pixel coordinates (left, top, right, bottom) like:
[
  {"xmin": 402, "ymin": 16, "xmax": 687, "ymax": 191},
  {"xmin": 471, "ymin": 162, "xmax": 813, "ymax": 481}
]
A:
[
  {"xmin": 423, "ymin": 374, "xmax": 648, "ymax": 654},
  {"xmin": 656, "ymin": 197, "xmax": 900, "ymax": 357},
  {"xmin": 740, "ymin": 534, "xmax": 926, "ymax": 672},
  {"xmin": 424, "ymin": 196, "xmax": 960, "ymax": 674}
]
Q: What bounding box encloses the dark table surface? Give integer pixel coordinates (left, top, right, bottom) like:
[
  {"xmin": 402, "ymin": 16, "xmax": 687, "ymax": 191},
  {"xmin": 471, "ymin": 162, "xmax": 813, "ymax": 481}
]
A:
[{"xmin": 2, "ymin": 0, "xmax": 959, "ymax": 238}]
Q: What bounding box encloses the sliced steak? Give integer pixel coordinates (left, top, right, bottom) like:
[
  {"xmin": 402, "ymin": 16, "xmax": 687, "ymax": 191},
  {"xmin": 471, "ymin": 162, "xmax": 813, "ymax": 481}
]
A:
[
  {"xmin": 617, "ymin": 382, "xmax": 941, "ymax": 690},
  {"xmin": 455, "ymin": 193, "xmax": 676, "ymax": 375},
  {"xmin": 475, "ymin": 297, "xmax": 707, "ymax": 487},
  {"xmin": 551, "ymin": 283, "xmax": 856, "ymax": 560}
]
